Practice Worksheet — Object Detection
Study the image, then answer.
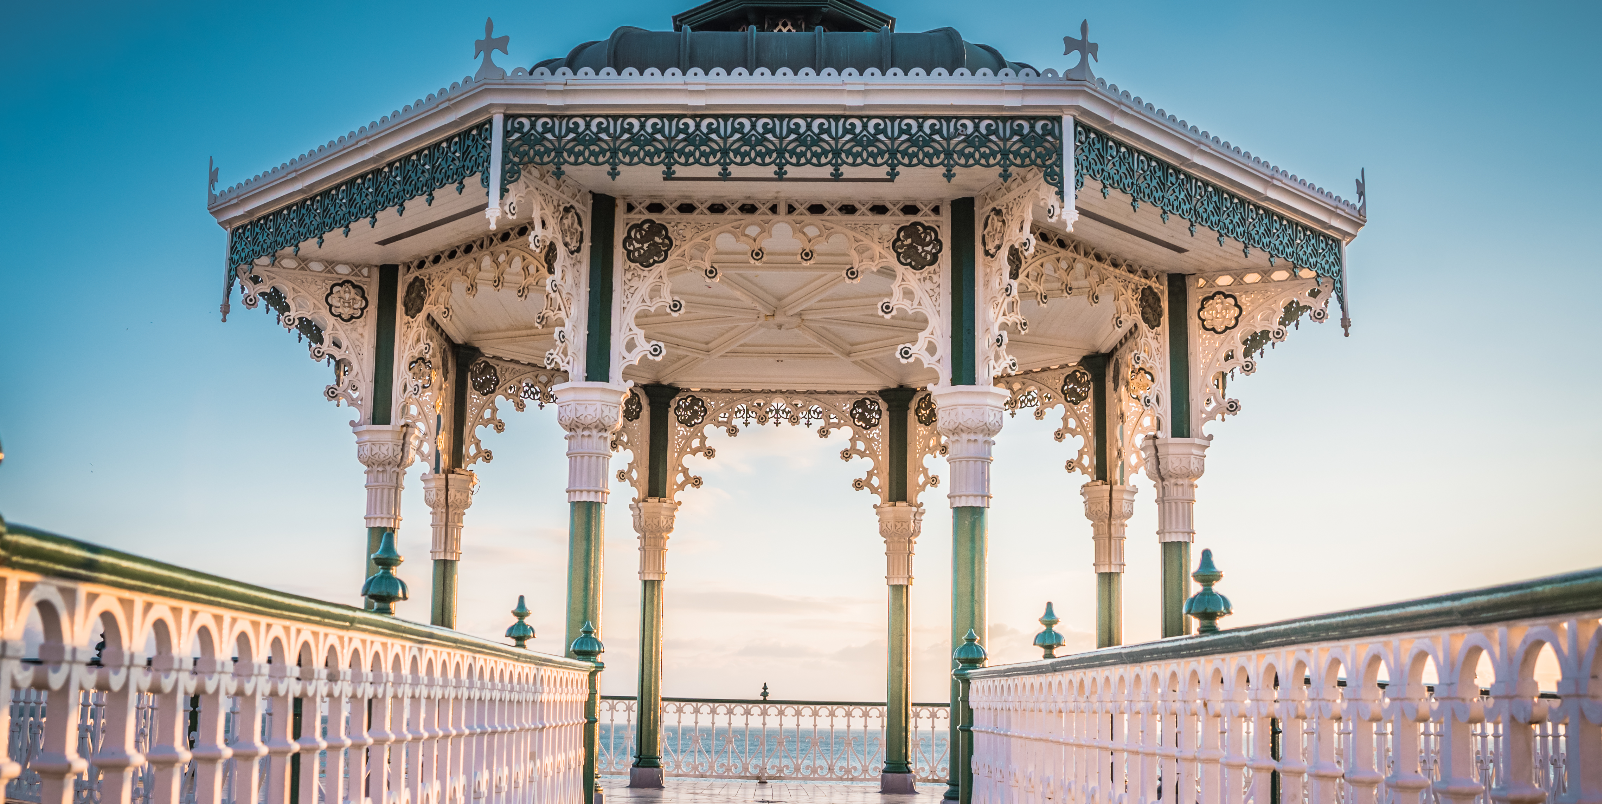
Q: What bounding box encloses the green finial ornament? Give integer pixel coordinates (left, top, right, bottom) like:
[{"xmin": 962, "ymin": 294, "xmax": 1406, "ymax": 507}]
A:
[
  {"xmin": 760, "ymin": 683, "xmax": 770, "ymax": 701},
  {"xmin": 1184, "ymin": 548, "xmax": 1232, "ymax": 634},
  {"xmin": 360, "ymin": 531, "xmax": 409, "ymax": 615},
  {"xmin": 953, "ymin": 628, "xmax": 987, "ymax": 670},
  {"xmin": 570, "ymin": 621, "xmax": 605, "ymax": 661},
  {"xmin": 1032, "ymin": 602, "xmax": 1066, "ymax": 658},
  {"xmin": 505, "ymin": 595, "xmax": 536, "ymax": 648}
]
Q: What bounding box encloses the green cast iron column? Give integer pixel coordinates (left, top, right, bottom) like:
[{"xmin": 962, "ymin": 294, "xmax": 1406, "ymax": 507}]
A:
[
  {"xmin": 1097, "ymin": 573, "xmax": 1121, "ymax": 646},
  {"xmin": 1162, "ymin": 273, "xmax": 1193, "ymax": 637},
  {"xmin": 1085, "ymin": 352, "xmax": 1122, "ymax": 648},
  {"xmin": 945, "ymin": 198, "xmax": 984, "ymax": 802},
  {"xmin": 565, "ymin": 193, "xmax": 618, "ymax": 657},
  {"xmin": 365, "ymin": 264, "xmax": 401, "ymax": 596},
  {"xmin": 879, "ymin": 387, "xmax": 917, "ymax": 790},
  {"xmin": 429, "ymin": 343, "xmax": 479, "ymax": 629},
  {"xmin": 631, "ymin": 384, "xmax": 678, "ymax": 786}
]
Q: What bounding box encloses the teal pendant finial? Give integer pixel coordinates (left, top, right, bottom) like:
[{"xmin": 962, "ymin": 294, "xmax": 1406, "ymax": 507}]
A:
[
  {"xmin": 1032, "ymin": 602, "xmax": 1066, "ymax": 658},
  {"xmin": 505, "ymin": 595, "xmax": 536, "ymax": 648},
  {"xmin": 760, "ymin": 683, "xmax": 770, "ymax": 701},
  {"xmin": 360, "ymin": 530, "xmax": 409, "ymax": 615},
  {"xmin": 953, "ymin": 628, "xmax": 987, "ymax": 669},
  {"xmin": 1184, "ymin": 548, "xmax": 1233, "ymax": 634},
  {"xmin": 570, "ymin": 620, "xmax": 605, "ymax": 661}
]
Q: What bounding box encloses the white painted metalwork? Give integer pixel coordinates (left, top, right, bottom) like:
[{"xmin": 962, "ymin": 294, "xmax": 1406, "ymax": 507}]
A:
[
  {"xmin": 597, "ymin": 697, "xmax": 950, "ymax": 784},
  {"xmin": 964, "ymin": 588, "xmax": 1600, "ymax": 804}
]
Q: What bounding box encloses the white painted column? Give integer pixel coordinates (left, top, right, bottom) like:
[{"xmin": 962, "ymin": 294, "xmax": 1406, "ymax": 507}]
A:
[
  {"xmin": 630, "ymin": 499, "xmax": 678, "ymax": 582},
  {"xmin": 422, "ymin": 470, "xmax": 478, "ymax": 561},
  {"xmin": 1081, "ymin": 481, "xmax": 1137, "ymax": 574},
  {"xmin": 877, "ymin": 502, "xmax": 924, "ymax": 586},
  {"xmin": 354, "ymin": 423, "xmax": 410, "ymax": 530},
  {"xmin": 629, "ymin": 497, "xmax": 677, "ymax": 788},
  {"xmin": 1140, "ymin": 435, "xmax": 1210, "ymax": 637},
  {"xmin": 553, "ymin": 381, "xmax": 628, "ymax": 653},
  {"xmin": 932, "ymin": 385, "xmax": 1010, "ymax": 509}
]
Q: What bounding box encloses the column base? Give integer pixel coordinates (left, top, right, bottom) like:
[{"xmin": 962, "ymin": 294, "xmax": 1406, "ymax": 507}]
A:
[
  {"xmin": 628, "ymin": 766, "xmax": 664, "ymax": 789},
  {"xmin": 880, "ymin": 771, "xmax": 917, "ymax": 794}
]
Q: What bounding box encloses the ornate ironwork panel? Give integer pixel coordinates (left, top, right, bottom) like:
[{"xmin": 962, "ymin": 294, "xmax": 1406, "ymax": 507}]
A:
[
  {"xmin": 1073, "ymin": 121, "xmax": 1344, "ymax": 292},
  {"xmin": 502, "ymin": 115, "xmax": 1065, "ymax": 190},
  {"xmin": 226, "ymin": 120, "xmax": 494, "ymax": 269}
]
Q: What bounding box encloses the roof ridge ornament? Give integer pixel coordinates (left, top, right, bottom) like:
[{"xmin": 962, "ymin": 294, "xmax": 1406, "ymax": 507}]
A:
[
  {"xmin": 1062, "ymin": 19, "xmax": 1097, "ymax": 81},
  {"xmin": 474, "ymin": 18, "xmax": 509, "ymax": 81},
  {"xmin": 1355, "ymin": 167, "xmax": 1367, "ymax": 217}
]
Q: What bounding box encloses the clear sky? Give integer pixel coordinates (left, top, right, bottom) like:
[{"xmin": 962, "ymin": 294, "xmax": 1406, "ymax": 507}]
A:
[{"xmin": 0, "ymin": 0, "xmax": 1598, "ymax": 701}]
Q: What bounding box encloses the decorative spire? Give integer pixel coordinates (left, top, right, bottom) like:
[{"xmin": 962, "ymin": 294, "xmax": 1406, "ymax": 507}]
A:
[
  {"xmin": 570, "ymin": 620, "xmax": 605, "ymax": 661},
  {"xmin": 207, "ymin": 157, "xmax": 219, "ymax": 205},
  {"xmin": 505, "ymin": 595, "xmax": 536, "ymax": 648},
  {"xmin": 360, "ymin": 531, "xmax": 409, "ymax": 615},
  {"xmin": 1184, "ymin": 548, "xmax": 1233, "ymax": 634},
  {"xmin": 760, "ymin": 683, "xmax": 770, "ymax": 701},
  {"xmin": 474, "ymin": 18, "xmax": 509, "ymax": 81},
  {"xmin": 952, "ymin": 628, "xmax": 987, "ymax": 669},
  {"xmin": 1062, "ymin": 20, "xmax": 1098, "ymax": 82},
  {"xmin": 1032, "ymin": 602, "xmax": 1065, "ymax": 659}
]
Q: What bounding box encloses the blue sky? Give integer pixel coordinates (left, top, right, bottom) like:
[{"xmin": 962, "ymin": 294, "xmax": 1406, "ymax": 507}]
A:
[{"xmin": 0, "ymin": 0, "xmax": 1598, "ymax": 700}]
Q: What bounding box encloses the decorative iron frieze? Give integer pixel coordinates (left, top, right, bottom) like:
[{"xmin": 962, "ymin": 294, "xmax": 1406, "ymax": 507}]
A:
[
  {"xmin": 849, "ymin": 398, "xmax": 883, "ymax": 430},
  {"xmin": 403, "ymin": 276, "xmax": 428, "ymax": 318},
  {"xmin": 469, "ymin": 361, "xmax": 499, "ymax": 396},
  {"xmin": 325, "ymin": 280, "xmax": 368, "ymax": 322},
  {"xmin": 1073, "ymin": 121, "xmax": 1344, "ymax": 293},
  {"xmin": 559, "ymin": 205, "xmax": 584, "ymax": 254},
  {"xmin": 226, "ymin": 120, "xmax": 493, "ymax": 269},
  {"xmin": 892, "ymin": 222, "xmax": 942, "ymax": 271},
  {"xmin": 623, "ymin": 219, "xmax": 673, "ymax": 267},
  {"xmin": 1139, "ymin": 286, "xmax": 1163, "ymax": 331},
  {"xmin": 503, "ymin": 115, "xmax": 1066, "ymax": 189},
  {"xmin": 1062, "ymin": 366, "xmax": 1092, "ymax": 406},
  {"xmin": 674, "ymin": 395, "xmax": 707, "ymax": 427},
  {"xmin": 1197, "ymin": 291, "xmax": 1242, "ymax": 334}
]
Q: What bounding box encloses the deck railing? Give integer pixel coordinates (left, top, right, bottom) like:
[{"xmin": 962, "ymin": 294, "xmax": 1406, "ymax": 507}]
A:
[
  {"xmin": 959, "ymin": 570, "xmax": 1601, "ymax": 804},
  {"xmin": 0, "ymin": 522, "xmax": 598, "ymax": 804},
  {"xmin": 597, "ymin": 696, "xmax": 950, "ymax": 783}
]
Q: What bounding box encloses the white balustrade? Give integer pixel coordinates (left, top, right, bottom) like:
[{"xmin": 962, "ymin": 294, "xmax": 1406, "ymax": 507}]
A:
[
  {"xmin": 597, "ymin": 696, "xmax": 950, "ymax": 783},
  {"xmin": 964, "ymin": 571, "xmax": 1600, "ymax": 804},
  {"xmin": 0, "ymin": 524, "xmax": 596, "ymax": 804}
]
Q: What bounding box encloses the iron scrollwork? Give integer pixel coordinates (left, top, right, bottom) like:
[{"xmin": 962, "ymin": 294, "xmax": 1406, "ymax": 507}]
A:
[
  {"xmin": 674, "ymin": 395, "xmax": 707, "ymax": 428},
  {"xmin": 1198, "ymin": 291, "xmax": 1243, "ymax": 334},
  {"xmin": 622, "ymin": 391, "xmax": 643, "ymax": 422},
  {"xmin": 1139, "ymin": 286, "xmax": 1163, "ymax": 330},
  {"xmin": 403, "ymin": 277, "xmax": 428, "ymax": 319},
  {"xmin": 893, "ymin": 222, "xmax": 943, "ymax": 271},
  {"xmin": 559, "ymin": 205, "xmax": 584, "ymax": 254},
  {"xmin": 324, "ymin": 280, "xmax": 368, "ymax": 322},
  {"xmin": 1061, "ymin": 366, "xmax": 1093, "ymax": 406},
  {"xmin": 623, "ymin": 220, "xmax": 673, "ymax": 268},
  {"xmin": 849, "ymin": 398, "xmax": 883, "ymax": 430},
  {"xmin": 914, "ymin": 393, "xmax": 937, "ymax": 427},
  {"xmin": 469, "ymin": 361, "xmax": 499, "ymax": 396}
]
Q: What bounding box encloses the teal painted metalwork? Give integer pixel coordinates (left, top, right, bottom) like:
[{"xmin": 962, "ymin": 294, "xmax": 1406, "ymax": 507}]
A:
[
  {"xmin": 1083, "ymin": 352, "xmax": 1109, "ymax": 481},
  {"xmin": 566, "ymin": 501, "xmax": 606, "ymax": 657},
  {"xmin": 503, "ymin": 115, "xmax": 1064, "ymax": 191},
  {"xmin": 370, "ymin": 265, "xmax": 400, "ymax": 426},
  {"xmin": 1074, "ymin": 122, "xmax": 1344, "ymax": 295},
  {"xmin": 950, "ymin": 198, "xmax": 977, "ymax": 386},
  {"xmin": 1184, "ymin": 548, "xmax": 1232, "ymax": 634},
  {"xmin": 879, "ymin": 387, "xmax": 916, "ymax": 503},
  {"xmin": 952, "ymin": 630, "xmax": 986, "ymax": 804},
  {"xmin": 360, "ymin": 531, "xmax": 409, "ymax": 615},
  {"xmin": 431, "ymin": 560, "xmax": 458, "ymax": 628},
  {"xmin": 572, "ymin": 622, "xmax": 606, "ymax": 804},
  {"xmin": 506, "ymin": 594, "xmax": 536, "ymax": 648},
  {"xmin": 1162, "ymin": 541, "xmax": 1191, "ymax": 637},
  {"xmin": 1164, "ymin": 273, "xmax": 1190, "ymax": 438},
  {"xmin": 1032, "ymin": 602, "xmax": 1064, "ymax": 658},
  {"xmin": 226, "ymin": 121, "xmax": 494, "ymax": 270},
  {"xmin": 1096, "ymin": 572, "xmax": 1121, "ymax": 648},
  {"xmin": 645, "ymin": 385, "xmax": 678, "ymax": 497},
  {"xmin": 946, "ymin": 506, "xmax": 985, "ymax": 801},
  {"xmin": 585, "ymin": 194, "xmax": 617, "ymax": 383}
]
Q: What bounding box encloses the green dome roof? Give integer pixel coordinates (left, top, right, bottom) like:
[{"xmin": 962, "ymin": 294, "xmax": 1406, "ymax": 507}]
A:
[{"xmin": 533, "ymin": 0, "xmax": 1032, "ymax": 75}]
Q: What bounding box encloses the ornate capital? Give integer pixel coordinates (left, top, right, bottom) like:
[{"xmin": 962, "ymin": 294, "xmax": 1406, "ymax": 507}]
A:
[
  {"xmin": 932, "ymin": 385, "xmax": 1009, "ymax": 508},
  {"xmin": 353, "ymin": 424, "xmax": 411, "ymax": 528},
  {"xmin": 422, "ymin": 470, "xmax": 476, "ymax": 560},
  {"xmin": 1140, "ymin": 436, "xmax": 1210, "ymax": 543},
  {"xmin": 630, "ymin": 498, "xmax": 679, "ymax": 581},
  {"xmin": 876, "ymin": 503, "xmax": 924, "ymax": 585},
  {"xmin": 1081, "ymin": 482, "xmax": 1137, "ymax": 573},
  {"xmin": 553, "ymin": 381, "xmax": 628, "ymax": 503}
]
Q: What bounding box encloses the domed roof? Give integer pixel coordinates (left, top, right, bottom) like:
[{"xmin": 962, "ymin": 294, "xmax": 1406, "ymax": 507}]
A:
[{"xmin": 533, "ymin": 0, "xmax": 1033, "ymax": 75}]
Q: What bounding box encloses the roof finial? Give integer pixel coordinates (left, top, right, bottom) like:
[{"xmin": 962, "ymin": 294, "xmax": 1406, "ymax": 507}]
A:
[
  {"xmin": 207, "ymin": 157, "xmax": 219, "ymax": 205},
  {"xmin": 474, "ymin": 18, "xmax": 509, "ymax": 81},
  {"xmin": 1063, "ymin": 20, "xmax": 1098, "ymax": 81},
  {"xmin": 1355, "ymin": 168, "xmax": 1367, "ymax": 217}
]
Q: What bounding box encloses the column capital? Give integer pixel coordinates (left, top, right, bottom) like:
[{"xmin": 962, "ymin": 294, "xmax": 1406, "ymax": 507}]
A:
[
  {"xmin": 352, "ymin": 423, "xmax": 411, "ymax": 529},
  {"xmin": 876, "ymin": 502, "xmax": 924, "ymax": 585},
  {"xmin": 931, "ymin": 384, "xmax": 1009, "ymax": 509},
  {"xmin": 422, "ymin": 470, "xmax": 476, "ymax": 561},
  {"xmin": 554, "ymin": 381, "xmax": 629, "ymax": 503},
  {"xmin": 1141, "ymin": 435, "xmax": 1210, "ymax": 544},
  {"xmin": 630, "ymin": 498, "xmax": 678, "ymax": 581},
  {"xmin": 1080, "ymin": 481, "xmax": 1137, "ymax": 573}
]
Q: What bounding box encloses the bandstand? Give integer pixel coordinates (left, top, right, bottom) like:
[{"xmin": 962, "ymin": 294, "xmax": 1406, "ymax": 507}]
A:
[{"xmin": 206, "ymin": 0, "xmax": 1366, "ymax": 795}]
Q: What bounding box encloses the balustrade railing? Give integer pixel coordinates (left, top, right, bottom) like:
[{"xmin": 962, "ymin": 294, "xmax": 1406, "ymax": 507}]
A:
[
  {"xmin": 598, "ymin": 696, "xmax": 950, "ymax": 783},
  {"xmin": 961, "ymin": 570, "xmax": 1601, "ymax": 804},
  {"xmin": 0, "ymin": 523, "xmax": 596, "ymax": 804}
]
